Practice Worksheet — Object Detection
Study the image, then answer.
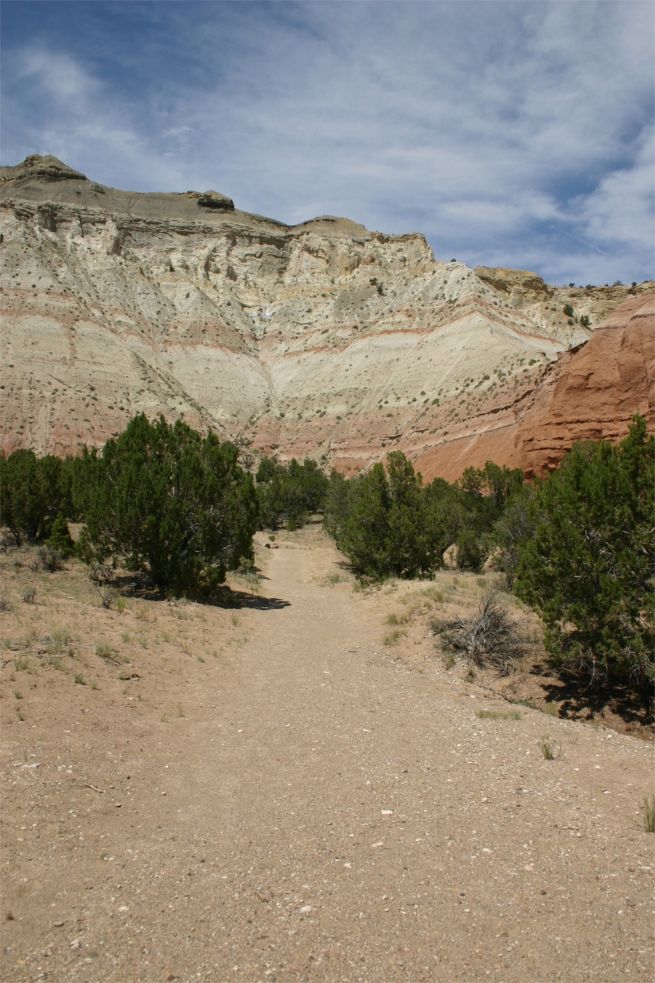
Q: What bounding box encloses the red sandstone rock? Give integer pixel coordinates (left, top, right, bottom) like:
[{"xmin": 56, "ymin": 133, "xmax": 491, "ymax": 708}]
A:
[{"xmin": 415, "ymin": 295, "xmax": 655, "ymax": 481}]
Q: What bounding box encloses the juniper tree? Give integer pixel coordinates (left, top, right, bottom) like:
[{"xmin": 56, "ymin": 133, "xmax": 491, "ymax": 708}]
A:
[
  {"xmin": 514, "ymin": 416, "xmax": 654, "ymax": 691},
  {"xmin": 82, "ymin": 415, "xmax": 258, "ymax": 594}
]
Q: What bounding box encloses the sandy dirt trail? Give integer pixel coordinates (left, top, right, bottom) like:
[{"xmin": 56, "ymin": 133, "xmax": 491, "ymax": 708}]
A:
[{"xmin": 2, "ymin": 528, "xmax": 654, "ymax": 983}]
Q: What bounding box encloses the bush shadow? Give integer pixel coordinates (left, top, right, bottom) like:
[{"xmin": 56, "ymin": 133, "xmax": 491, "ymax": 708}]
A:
[
  {"xmin": 107, "ymin": 573, "xmax": 290, "ymax": 610},
  {"xmin": 533, "ymin": 665, "xmax": 653, "ymax": 727}
]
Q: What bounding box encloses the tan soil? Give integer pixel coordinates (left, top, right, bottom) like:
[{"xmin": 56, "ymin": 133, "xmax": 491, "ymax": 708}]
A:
[{"xmin": 1, "ymin": 527, "xmax": 654, "ymax": 983}]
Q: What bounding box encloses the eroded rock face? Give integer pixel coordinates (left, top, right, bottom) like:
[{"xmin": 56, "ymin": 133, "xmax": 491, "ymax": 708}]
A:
[
  {"xmin": 197, "ymin": 191, "xmax": 235, "ymax": 211},
  {"xmin": 414, "ymin": 296, "xmax": 655, "ymax": 480},
  {"xmin": 1, "ymin": 155, "xmax": 653, "ymax": 472},
  {"xmin": 0, "ymin": 155, "xmax": 87, "ymax": 184}
]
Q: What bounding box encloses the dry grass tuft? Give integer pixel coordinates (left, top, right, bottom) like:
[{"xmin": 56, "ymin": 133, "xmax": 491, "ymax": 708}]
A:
[
  {"xmin": 539, "ymin": 736, "xmax": 558, "ymax": 760},
  {"xmin": 476, "ymin": 708, "xmax": 522, "ymax": 721},
  {"xmin": 641, "ymin": 796, "xmax": 655, "ymax": 833}
]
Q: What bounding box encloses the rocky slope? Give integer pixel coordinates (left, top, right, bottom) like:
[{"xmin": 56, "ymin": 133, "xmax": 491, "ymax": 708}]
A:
[
  {"xmin": 415, "ymin": 294, "xmax": 655, "ymax": 480},
  {"xmin": 1, "ymin": 155, "xmax": 653, "ymax": 475}
]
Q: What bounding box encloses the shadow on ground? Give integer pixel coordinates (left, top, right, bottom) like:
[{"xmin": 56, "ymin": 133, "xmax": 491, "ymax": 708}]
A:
[
  {"xmin": 533, "ymin": 665, "xmax": 654, "ymax": 729},
  {"xmin": 109, "ymin": 574, "xmax": 290, "ymax": 610}
]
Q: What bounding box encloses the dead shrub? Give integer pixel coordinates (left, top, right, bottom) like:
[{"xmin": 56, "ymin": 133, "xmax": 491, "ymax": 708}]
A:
[
  {"xmin": 431, "ymin": 591, "xmax": 523, "ymax": 675},
  {"xmin": 89, "ymin": 563, "xmax": 113, "ymax": 586},
  {"xmin": 99, "ymin": 587, "xmax": 118, "ymax": 610}
]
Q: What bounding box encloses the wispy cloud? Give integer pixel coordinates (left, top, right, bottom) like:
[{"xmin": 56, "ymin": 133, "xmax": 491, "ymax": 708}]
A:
[{"xmin": 1, "ymin": 1, "xmax": 653, "ymax": 283}]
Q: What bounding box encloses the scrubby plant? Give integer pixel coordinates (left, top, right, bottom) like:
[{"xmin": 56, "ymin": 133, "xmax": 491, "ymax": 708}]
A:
[
  {"xmin": 99, "ymin": 587, "xmax": 119, "ymax": 610},
  {"xmin": 88, "ymin": 563, "xmax": 113, "ymax": 586},
  {"xmin": 539, "ymin": 737, "xmax": 557, "ymax": 760},
  {"xmin": 80, "ymin": 415, "xmax": 258, "ymax": 594},
  {"xmin": 431, "ymin": 592, "xmax": 523, "ymax": 675},
  {"xmin": 455, "ymin": 528, "xmax": 485, "ymax": 572},
  {"xmin": 476, "ymin": 709, "xmax": 522, "ymax": 720},
  {"xmin": 255, "ymin": 455, "xmax": 329, "ymax": 529},
  {"xmin": 95, "ymin": 643, "xmax": 122, "ymax": 663},
  {"xmin": 0, "ymin": 451, "xmax": 71, "ymax": 544},
  {"xmin": 514, "ymin": 417, "xmax": 654, "ymax": 693},
  {"xmin": 37, "ymin": 545, "xmax": 63, "ymax": 572},
  {"xmin": 45, "ymin": 513, "xmax": 74, "ymax": 557},
  {"xmin": 325, "ymin": 453, "xmax": 439, "ymax": 578},
  {"xmin": 325, "ymin": 455, "xmax": 524, "ymax": 579}
]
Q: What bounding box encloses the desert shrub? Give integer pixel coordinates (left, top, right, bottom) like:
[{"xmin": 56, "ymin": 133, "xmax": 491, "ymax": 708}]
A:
[
  {"xmin": 455, "ymin": 528, "xmax": 485, "ymax": 572},
  {"xmin": 493, "ymin": 485, "xmax": 537, "ymax": 585},
  {"xmin": 99, "ymin": 587, "xmax": 118, "ymax": 609},
  {"xmin": 441, "ymin": 462, "xmax": 525, "ymax": 571},
  {"xmin": 458, "ymin": 462, "xmax": 524, "ymax": 535},
  {"xmin": 80, "ymin": 415, "xmax": 258, "ymax": 594},
  {"xmin": 37, "ymin": 545, "xmax": 63, "ymax": 572},
  {"xmin": 95, "ymin": 643, "xmax": 121, "ymax": 663},
  {"xmin": 323, "ymin": 470, "xmax": 350, "ymax": 540},
  {"xmin": 326, "ymin": 453, "xmax": 439, "ymax": 578},
  {"xmin": 45, "ymin": 513, "xmax": 75, "ymax": 557},
  {"xmin": 88, "ymin": 562, "xmax": 113, "ymax": 585},
  {"xmin": 514, "ymin": 417, "xmax": 654, "ymax": 692},
  {"xmin": 0, "ymin": 450, "xmax": 69, "ymax": 544},
  {"xmin": 431, "ymin": 592, "xmax": 523, "ymax": 674},
  {"xmin": 423, "ymin": 478, "xmax": 469, "ymax": 560},
  {"xmin": 256, "ymin": 456, "xmax": 328, "ymax": 529},
  {"xmin": 325, "ymin": 456, "xmax": 523, "ymax": 579}
]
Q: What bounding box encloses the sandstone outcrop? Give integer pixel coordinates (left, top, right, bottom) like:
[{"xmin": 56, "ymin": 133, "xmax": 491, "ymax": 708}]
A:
[
  {"xmin": 414, "ymin": 295, "xmax": 655, "ymax": 480},
  {"xmin": 197, "ymin": 191, "xmax": 235, "ymax": 211},
  {"xmin": 1, "ymin": 155, "xmax": 652, "ymax": 475}
]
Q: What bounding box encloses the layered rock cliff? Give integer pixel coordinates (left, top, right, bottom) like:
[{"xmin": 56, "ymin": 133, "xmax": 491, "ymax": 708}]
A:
[
  {"xmin": 414, "ymin": 295, "xmax": 655, "ymax": 480},
  {"xmin": 1, "ymin": 155, "xmax": 653, "ymax": 476}
]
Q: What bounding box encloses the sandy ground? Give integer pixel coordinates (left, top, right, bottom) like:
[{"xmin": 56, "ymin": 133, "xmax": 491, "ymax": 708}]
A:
[{"xmin": 1, "ymin": 526, "xmax": 654, "ymax": 983}]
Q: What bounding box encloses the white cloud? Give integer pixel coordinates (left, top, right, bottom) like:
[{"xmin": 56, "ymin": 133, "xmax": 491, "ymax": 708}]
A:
[
  {"xmin": 2, "ymin": 1, "xmax": 653, "ymax": 283},
  {"xmin": 577, "ymin": 126, "xmax": 655, "ymax": 255},
  {"xmin": 16, "ymin": 49, "xmax": 99, "ymax": 105}
]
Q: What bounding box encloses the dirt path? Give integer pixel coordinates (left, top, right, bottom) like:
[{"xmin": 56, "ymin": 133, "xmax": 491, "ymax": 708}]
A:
[{"xmin": 2, "ymin": 528, "xmax": 654, "ymax": 982}]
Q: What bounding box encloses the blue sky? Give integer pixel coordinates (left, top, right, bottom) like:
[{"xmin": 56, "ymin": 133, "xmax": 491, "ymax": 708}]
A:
[{"xmin": 2, "ymin": 0, "xmax": 653, "ymax": 284}]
